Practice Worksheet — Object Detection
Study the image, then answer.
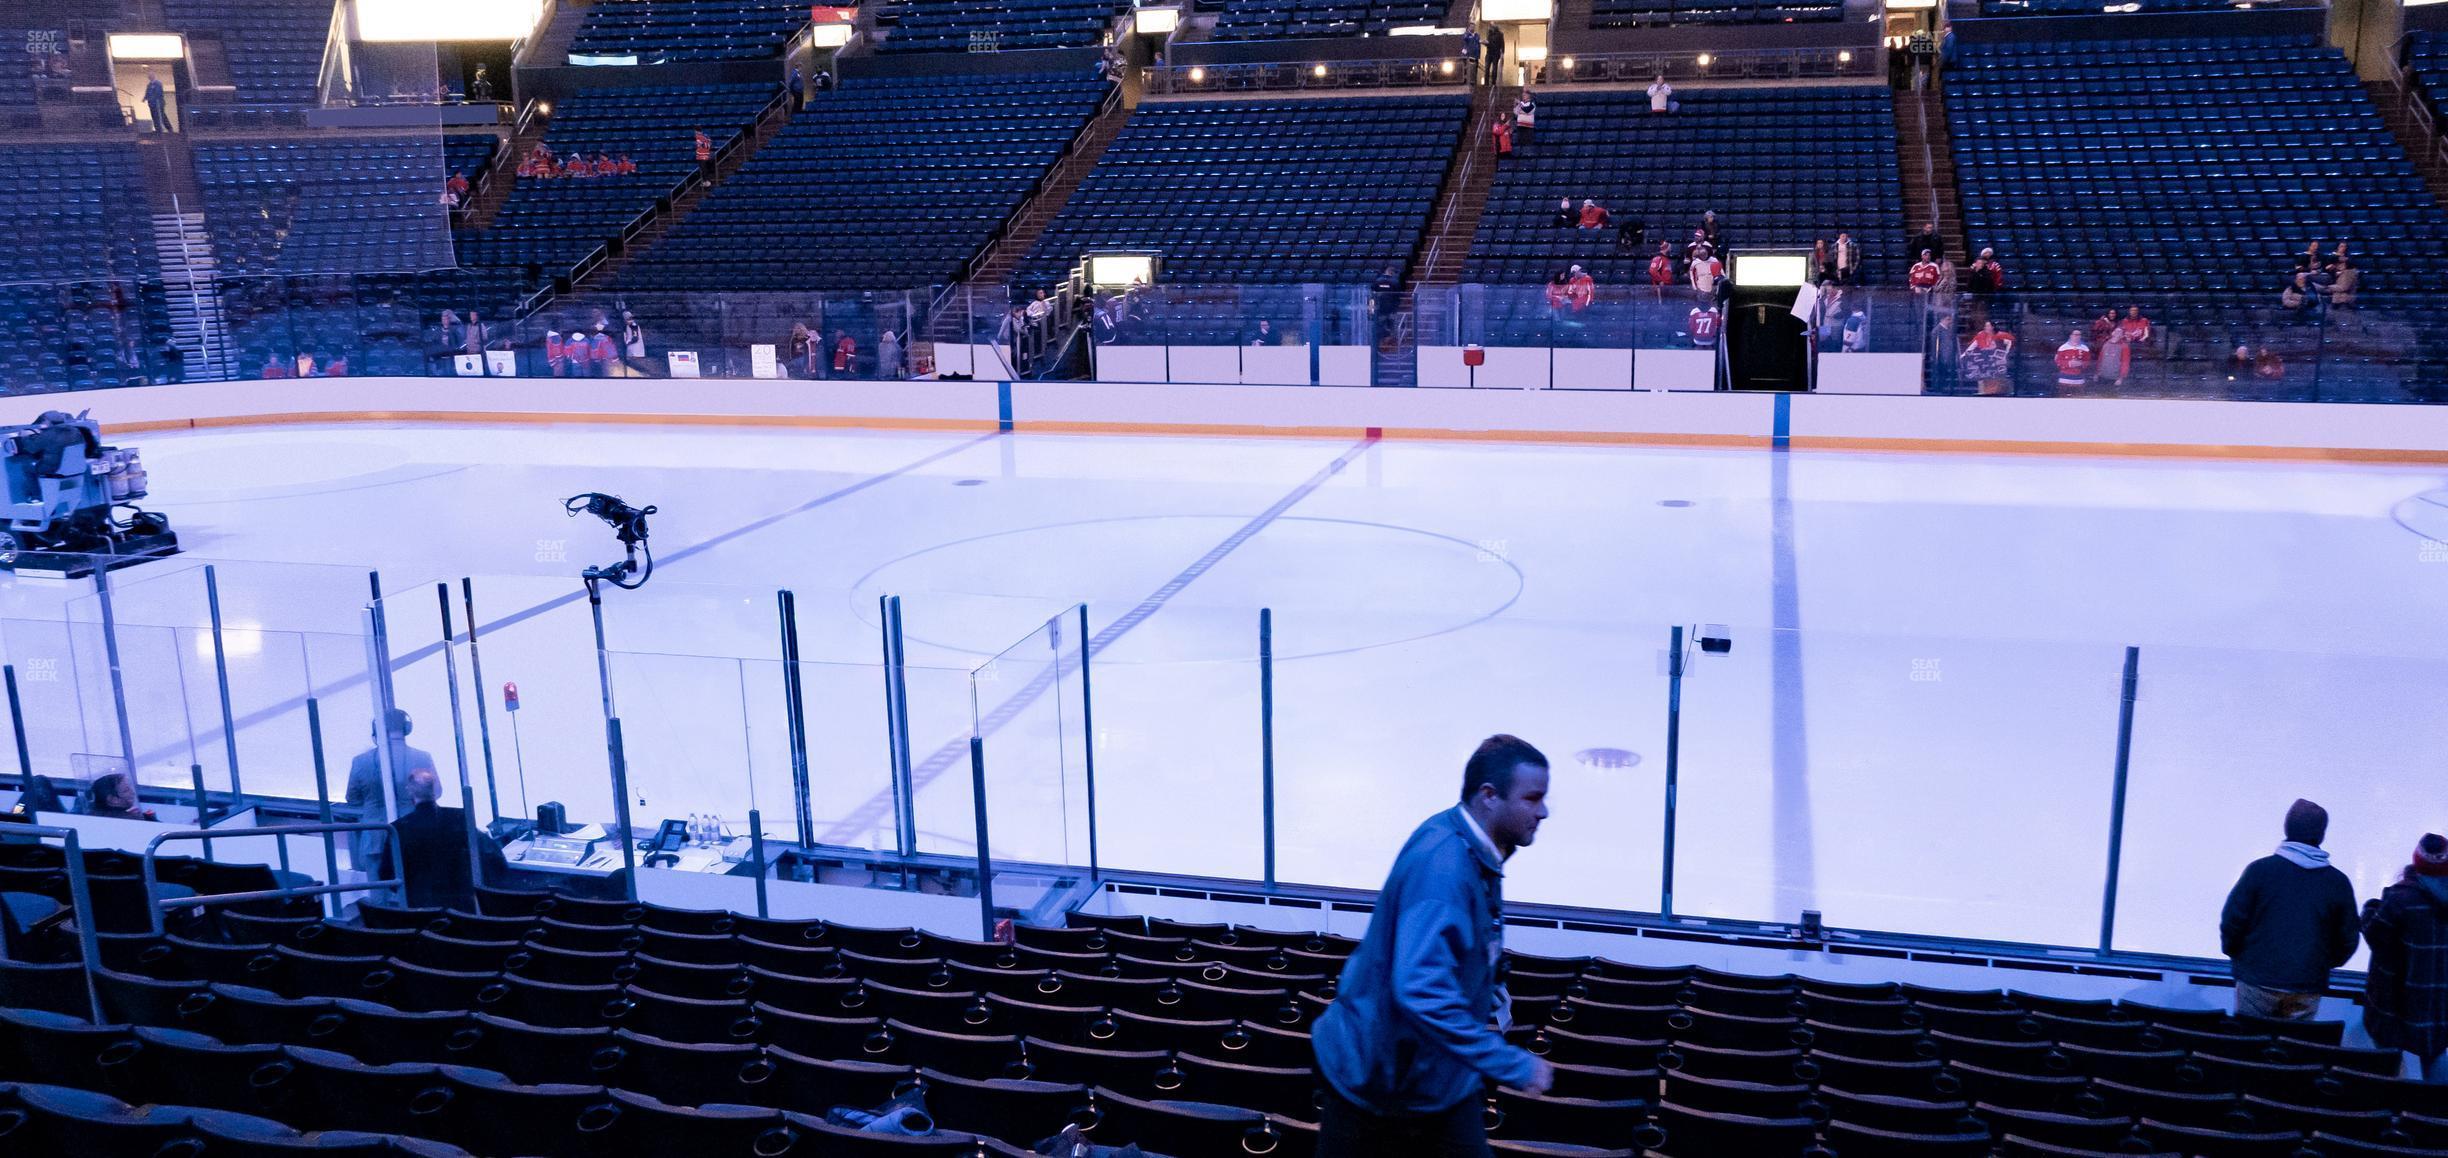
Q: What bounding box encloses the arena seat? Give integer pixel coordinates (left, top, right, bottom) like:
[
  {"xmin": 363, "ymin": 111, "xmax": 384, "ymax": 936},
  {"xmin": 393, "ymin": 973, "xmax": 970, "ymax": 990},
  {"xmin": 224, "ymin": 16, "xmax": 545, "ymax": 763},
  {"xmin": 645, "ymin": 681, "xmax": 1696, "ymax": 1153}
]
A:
[
  {"xmin": 1948, "ymin": 34, "xmax": 2448, "ymax": 298},
  {"xmin": 877, "ymin": 0, "xmax": 1127, "ymax": 53},
  {"xmin": 160, "ymin": 0, "xmax": 330, "ymax": 110},
  {"xmin": 1453, "ymin": 85, "xmax": 1902, "ymax": 348},
  {"xmin": 620, "ymin": 70, "xmax": 1109, "ymax": 293},
  {"xmin": 1588, "ymin": 0, "xmax": 1841, "ymax": 29},
  {"xmin": 569, "ymin": 0, "xmax": 813, "ymax": 63},
  {"xmin": 1019, "ymin": 92, "xmax": 1470, "ymax": 289},
  {"xmin": 1206, "ymin": 0, "xmax": 1450, "ymax": 41},
  {"xmin": 455, "ymin": 83, "xmax": 776, "ymax": 274}
]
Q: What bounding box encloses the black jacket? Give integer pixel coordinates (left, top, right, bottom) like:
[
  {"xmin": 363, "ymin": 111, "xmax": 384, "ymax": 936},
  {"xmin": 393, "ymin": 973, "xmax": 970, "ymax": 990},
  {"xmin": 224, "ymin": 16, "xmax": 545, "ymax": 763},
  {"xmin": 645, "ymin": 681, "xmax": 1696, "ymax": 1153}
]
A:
[
  {"xmin": 2220, "ymin": 852, "xmax": 2361, "ymax": 992},
  {"xmin": 376, "ymin": 802, "xmax": 508, "ymax": 911}
]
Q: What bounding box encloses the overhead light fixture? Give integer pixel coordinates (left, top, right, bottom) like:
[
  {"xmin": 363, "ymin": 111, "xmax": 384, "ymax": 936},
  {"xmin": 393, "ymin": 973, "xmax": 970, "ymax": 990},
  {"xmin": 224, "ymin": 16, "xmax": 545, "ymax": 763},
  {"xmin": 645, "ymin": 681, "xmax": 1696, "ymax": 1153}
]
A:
[
  {"xmin": 1440, "ymin": 59, "xmax": 1455, "ymax": 74},
  {"xmin": 107, "ymin": 33, "xmax": 185, "ymax": 61},
  {"xmin": 1695, "ymin": 52, "xmax": 1713, "ymax": 67},
  {"xmin": 1560, "ymin": 56, "xmax": 1575, "ymax": 70},
  {"xmin": 1188, "ymin": 66, "xmax": 1206, "ymax": 81},
  {"xmin": 1837, "ymin": 49, "xmax": 1852, "ymax": 62},
  {"xmin": 1312, "ymin": 63, "xmax": 1327, "ymax": 77}
]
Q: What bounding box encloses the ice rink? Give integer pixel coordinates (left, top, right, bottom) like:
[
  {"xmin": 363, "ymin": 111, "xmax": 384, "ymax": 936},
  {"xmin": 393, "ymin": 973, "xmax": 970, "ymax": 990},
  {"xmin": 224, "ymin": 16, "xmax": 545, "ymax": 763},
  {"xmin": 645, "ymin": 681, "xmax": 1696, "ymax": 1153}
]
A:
[{"xmin": 6, "ymin": 420, "xmax": 2446, "ymax": 962}]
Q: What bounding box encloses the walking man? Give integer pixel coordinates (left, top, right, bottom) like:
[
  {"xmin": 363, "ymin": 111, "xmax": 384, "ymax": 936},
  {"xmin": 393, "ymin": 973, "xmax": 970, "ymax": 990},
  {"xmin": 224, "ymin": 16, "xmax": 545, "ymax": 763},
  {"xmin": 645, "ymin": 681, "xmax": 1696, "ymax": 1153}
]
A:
[
  {"xmin": 143, "ymin": 69, "xmax": 173, "ymax": 133},
  {"xmin": 1312, "ymin": 735, "xmax": 1557, "ymax": 1156}
]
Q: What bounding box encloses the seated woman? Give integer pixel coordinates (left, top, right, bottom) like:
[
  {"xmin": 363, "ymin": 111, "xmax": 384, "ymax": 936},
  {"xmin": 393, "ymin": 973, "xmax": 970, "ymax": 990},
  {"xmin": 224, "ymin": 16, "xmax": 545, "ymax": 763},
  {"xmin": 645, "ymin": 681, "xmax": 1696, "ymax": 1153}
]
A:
[{"xmin": 82, "ymin": 772, "xmax": 157, "ymax": 822}]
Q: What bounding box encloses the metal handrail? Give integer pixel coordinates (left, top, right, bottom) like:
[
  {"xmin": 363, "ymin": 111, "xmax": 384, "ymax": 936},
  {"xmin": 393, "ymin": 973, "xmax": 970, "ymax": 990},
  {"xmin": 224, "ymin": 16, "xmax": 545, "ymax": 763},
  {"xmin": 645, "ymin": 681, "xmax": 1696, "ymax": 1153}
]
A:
[
  {"xmin": 0, "ymin": 822, "xmax": 108, "ymax": 1023},
  {"xmin": 1146, "ymin": 56, "xmax": 1471, "ymax": 96},
  {"xmin": 1415, "ymin": 84, "xmax": 1495, "ymax": 287},
  {"xmin": 516, "ymin": 87, "xmax": 792, "ymax": 318},
  {"xmin": 139, "ymin": 821, "xmax": 405, "ymax": 937}
]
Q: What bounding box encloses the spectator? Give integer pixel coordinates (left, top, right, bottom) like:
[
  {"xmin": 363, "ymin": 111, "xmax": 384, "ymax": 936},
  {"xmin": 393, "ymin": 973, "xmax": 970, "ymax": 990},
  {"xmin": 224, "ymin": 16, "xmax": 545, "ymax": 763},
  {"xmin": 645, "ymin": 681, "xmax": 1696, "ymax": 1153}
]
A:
[
  {"xmin": 2328, "ymin": 257, "xmax": 2359, "ymax": 309},
  {"xmin": 1834, "ymin": 231, "xmax": 1861, "ymax": 285},
  {"xmin": 789, "ymin": 323, "xmax": 818, "ymax": 378},
  {"xmin": 2281, "ymin": 271, "xmax": 2312, "ymax": 313},
  {"xmin": 1841, "ymin": 310, "xmax": 1867, "ymax": 352},
  {"xmin": 1512, "ymin": 91, "xmax": 1536, "ymax": 145},
  {"xmin": 833, "ymin": 330, "xmax": 857, "ymax": 377},
  {"xmin": 1909, "ymin": 221, "xmax": 1945, "ymax": 265},
  {"xmin": 82, "ymin": 772, "xmax": 156, "ymax": 822},
  {"xmin": 1687, "ymin": 305, "xmax": 1720, "ymax": 347},
  {"xmin": 1966, "ymin": 248, "xmax": 2004, "ymax": 297},
  {"xmin": 2255, "ymin": 346, "xmax": 2285, "ymax": 380},
  {"xmin": 470, "ymin": 64, "xmax": 494, "ymax": 102},
  {"xmin": 1484, "ymin": 24, "xmax": 1505, "ymax": 85},
  {"xmin": 1647, "ymin": 243, "xmax": 1677, "ymax": 294},
  {"xmin": 2097, "ymin": 316, "xmax": 2132, "ymax": 387},
  {"xmin": 1962, "ymin": 322, "xmax": 2011, "ymax": 395},
  {"xmin": 2362, "ymin": 833, "xmax": 2448, "ymax": 1083},
  {"xmin": 1248, "ymin": 319, "xmax": 1277, "ymax": 345},
  {"xmin": 294, "ymin": 351, "xmax": 316, "ymax": 378},
  {"xmin": 694, "ymin": 130, "xmax": 713, "ymax": 167},
  {"xmin": 621, "ymin": 312, "xmax": 650, "ymax": 375},
  {"xmin": 1698, "ymin": 210, "xmax": 1722, "ymax": 253},
  {"xmin": 1688, "ymin": 246, "xmax": 1723, "ymax": 298},
  {"xmin": 446, "ymin": 171, "xmax": 470, "ymax": 202},
  {"xmin": 347, "ymin": 709, "xmax": 438, "ymax": 869},
  {"xmin": 2220, "ymin": 798, "xmax": 2361, "ymax": 1021},
  {"xmin": 2054, "ymin": 328, "xmax": 2092, "ymax": 388},
  {"xmin": 877, "ymin": 328, "xmax": 902, "ymax": 379},
  {"xmin": 789, "ymin": 66, "xmax": 804, "ymax": 109},
  {"xmin": 143, "ymin": 69, "xmax": 173, "ymax": 133},
  {"xmin": 323, "ymin": 353, "xmax": 347, "ymax": 377},
  {"xmin": 1648, "ymin": 74, "xmax": 1675, "ymax": 114},
  {"xmin": 1491, "ymin": 113, "xmax": 1513, "ymax": 158},
  {"xmin": 1552, "ymin": 197, "xmax": 1576, "ymax": 228},
  {"xmin": 2225, "ymin": 342, "xmax": 2253, "ymax": 381},
  {"xmin": 1907, "ymin": 250, "xmax": 1942, "ymax": 295},
  {"xmin": 577, "ymin": 324, "xmax": 607, "ymax": 377},
  {"xmin": 817, "ymin": 69, "xmax": 835, "ymax": 93},
  {"xmin": 2112, "ymin": 306, "xmax": 2151, "ymax": 385},
  {"xmin": 1813, "ymin": 239, "xmax": 1832, "ymax": 285},
  {"xmin": 1614, "ymin": 215, "xmax": 1644, "ymax": 254},
  {"xmin": 1543, "ymin": 270, "xmax": 1570, "ymax": 313},
  {"xmin": 1462, "ymin": 26, "xmax": 1481, "ymax": 84},
  {"xmin": 372, "ymin": 768, "xmax": 509, "ymax": 910},
  {"xmin": 1311, "ymin": 736, "xmax": 1556, "ymax": 1156},
  {"xmin": 1025, "ymin": 289, "xmax": 1052, "ymax": 324},
  {"xmin": 1577, "ymin": 199, "xmax": 1610, "ymax": 229},
  {"xmin": 1565, "ymin": 264, "xmax": 1595, "ymax": 311},
  {"xmin": 462, "ymin": 310, "xmax": 489, "ymax": 361},
  {"xmin": 260, "ymin": 353, "xmax": 291, "ymax": 379}
]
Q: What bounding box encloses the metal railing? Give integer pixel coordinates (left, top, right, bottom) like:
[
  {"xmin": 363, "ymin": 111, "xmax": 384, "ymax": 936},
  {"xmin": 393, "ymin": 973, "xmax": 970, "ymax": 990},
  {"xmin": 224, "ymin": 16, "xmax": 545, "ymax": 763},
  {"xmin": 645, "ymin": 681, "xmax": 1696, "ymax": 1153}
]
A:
[
  {"xmin": 139, "ymin": 821, "xmax": 404, "ymax": 937},
  {"xmin": 0, "ymin": 822, "xmax": 108, "ymax": 1024},
  {"xmin": 514, "ymin": 86, "xmax": 793, "ymax": 317}
]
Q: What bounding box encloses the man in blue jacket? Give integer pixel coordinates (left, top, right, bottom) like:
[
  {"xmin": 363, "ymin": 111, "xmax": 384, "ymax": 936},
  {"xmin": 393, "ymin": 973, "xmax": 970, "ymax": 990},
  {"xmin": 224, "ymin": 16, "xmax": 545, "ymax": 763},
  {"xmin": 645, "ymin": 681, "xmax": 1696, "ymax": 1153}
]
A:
[{"xmin": 1312, "ymin": 735, "xmax": 1556, "ymax": 1156}]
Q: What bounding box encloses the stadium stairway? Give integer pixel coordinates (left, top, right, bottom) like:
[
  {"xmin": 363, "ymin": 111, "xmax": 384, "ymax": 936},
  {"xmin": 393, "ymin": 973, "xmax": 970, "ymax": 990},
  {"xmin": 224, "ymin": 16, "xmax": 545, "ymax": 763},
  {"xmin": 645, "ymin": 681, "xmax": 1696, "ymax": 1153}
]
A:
[
  {"xmin": 452, "ymin": 129, "xmax": 520, "ymax": 231},
  {"xmin": 1411, "ymin": 82, "xmax": 1503, "ymax": 287},
  {"xmin": 149, "ymin": 213, "xmax": 238, "ymax": 380},
  {"xmin": 519, "ymin": 0, "xmax": 598, "ymax": 68},
  {"xmin": 2362, "ymin": 78, "xmax": 2448, "ymax": 208},
  {"xmin": 1895, "ymin": 86, "xmax": 1970, "ymax": 270},
  {"xmin": 562, "ymin": 90, "xmax": 798, "ymax": 294},
  {"xmin": 923, "ymin": 85, "xmax": 1134, "ymax": 348}
]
